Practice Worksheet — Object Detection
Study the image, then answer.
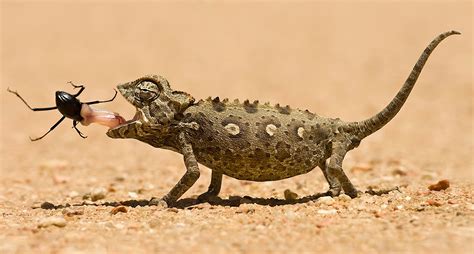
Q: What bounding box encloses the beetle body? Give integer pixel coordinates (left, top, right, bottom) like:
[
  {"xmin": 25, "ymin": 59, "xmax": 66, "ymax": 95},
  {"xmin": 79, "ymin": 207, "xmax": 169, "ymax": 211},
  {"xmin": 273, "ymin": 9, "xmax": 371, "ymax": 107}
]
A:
[{"xmin": 55, "ymin": 91, "xmax": 83, "ymax": 121}]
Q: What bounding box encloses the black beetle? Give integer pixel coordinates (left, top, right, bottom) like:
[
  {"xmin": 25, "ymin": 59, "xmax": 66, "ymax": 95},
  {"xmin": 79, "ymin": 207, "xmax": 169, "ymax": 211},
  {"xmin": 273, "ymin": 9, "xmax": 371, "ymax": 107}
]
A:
[{"xmin": 8, "ymin": 82, "xmax": 117, "ymax": 141}]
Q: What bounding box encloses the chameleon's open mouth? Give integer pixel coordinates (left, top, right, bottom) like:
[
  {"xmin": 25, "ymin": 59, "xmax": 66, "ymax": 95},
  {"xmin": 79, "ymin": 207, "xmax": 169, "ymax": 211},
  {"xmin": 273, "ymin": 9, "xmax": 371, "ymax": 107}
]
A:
[{"xmin": 108, "ymin": 108, "xmax": 144, "ymax": 130}]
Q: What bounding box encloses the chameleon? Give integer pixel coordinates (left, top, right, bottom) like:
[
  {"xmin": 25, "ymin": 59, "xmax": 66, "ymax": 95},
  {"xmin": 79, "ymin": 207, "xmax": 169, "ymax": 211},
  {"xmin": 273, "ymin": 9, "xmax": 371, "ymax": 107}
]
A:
[{"xmin": 105, "ymin": 31, "xmax": 459, "ymax": 206}]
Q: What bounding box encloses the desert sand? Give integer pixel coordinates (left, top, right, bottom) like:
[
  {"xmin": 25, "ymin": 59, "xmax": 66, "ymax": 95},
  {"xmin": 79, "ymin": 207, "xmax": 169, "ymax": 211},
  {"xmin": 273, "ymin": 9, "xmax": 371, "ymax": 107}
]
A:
[{"xmin": 1, "ymin": 1, "xmax": 473, "ymax": 253}]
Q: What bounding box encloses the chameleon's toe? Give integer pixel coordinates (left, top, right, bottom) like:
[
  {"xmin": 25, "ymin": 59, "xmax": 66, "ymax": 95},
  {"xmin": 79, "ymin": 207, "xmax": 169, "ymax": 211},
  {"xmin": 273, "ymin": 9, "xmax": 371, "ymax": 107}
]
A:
[
  {"xmin": 345, "ymin": 188, "xmax": 359, "ymax": 198},
  {"xmin": 197, "ymin": 192, "xmax": 222, "ymax": 204}
]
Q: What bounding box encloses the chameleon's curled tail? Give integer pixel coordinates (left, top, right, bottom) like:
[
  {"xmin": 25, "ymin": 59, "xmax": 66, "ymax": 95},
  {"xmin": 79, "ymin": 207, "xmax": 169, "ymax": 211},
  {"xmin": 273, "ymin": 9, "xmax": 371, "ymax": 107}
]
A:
[{"xmin": 344, "ymin": 30, "xmax": 460, "ymax": 140}]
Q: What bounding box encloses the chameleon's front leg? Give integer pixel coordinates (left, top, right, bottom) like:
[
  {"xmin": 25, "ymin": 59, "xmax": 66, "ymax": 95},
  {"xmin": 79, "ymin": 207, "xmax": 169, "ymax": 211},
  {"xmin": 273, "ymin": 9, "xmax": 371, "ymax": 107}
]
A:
[{"xmin": 159, "ymin": 132, "xmax": 201, "ymax": 206}]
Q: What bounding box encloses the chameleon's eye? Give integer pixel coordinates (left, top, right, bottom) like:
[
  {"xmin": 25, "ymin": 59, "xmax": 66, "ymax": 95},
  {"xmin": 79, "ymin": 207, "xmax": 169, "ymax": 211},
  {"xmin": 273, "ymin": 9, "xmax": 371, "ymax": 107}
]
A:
[{"xmin": 136, "ymin": 80, "xmax": 159, "ymax": 102}]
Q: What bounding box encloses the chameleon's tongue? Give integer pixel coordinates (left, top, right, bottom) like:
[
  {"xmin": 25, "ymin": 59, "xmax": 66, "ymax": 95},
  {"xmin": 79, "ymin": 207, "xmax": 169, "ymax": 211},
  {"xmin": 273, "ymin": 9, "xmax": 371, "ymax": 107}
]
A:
[{"xmin": 80, "ymin": 104, "xmax": 126, "ymax": 129}]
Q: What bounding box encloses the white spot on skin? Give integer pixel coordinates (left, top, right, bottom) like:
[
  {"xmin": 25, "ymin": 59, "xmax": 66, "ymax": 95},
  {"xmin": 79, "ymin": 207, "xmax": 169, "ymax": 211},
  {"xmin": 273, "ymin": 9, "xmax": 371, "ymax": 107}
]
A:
[
  {"xmin": 297, "ymin": 127, "xmax": 305, "ymax": 138},
  {"xmin": 266, "ymin": 124, "xmax": 277, "ymax": 136},
  {"xmin": 225, "ymin": 123, "xmax": 240, "ymax": 136}
]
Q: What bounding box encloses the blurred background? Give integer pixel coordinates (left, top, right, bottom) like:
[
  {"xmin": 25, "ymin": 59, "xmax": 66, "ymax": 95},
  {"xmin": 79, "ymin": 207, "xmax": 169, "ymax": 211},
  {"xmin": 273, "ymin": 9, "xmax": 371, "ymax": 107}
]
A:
[
  {"xmin": 0, "ymin": 1, "xmax": 472, "ymax": 253},
  {"xmin": 1, "ymin": 1, "xmax": 471, "ymax": 178}
]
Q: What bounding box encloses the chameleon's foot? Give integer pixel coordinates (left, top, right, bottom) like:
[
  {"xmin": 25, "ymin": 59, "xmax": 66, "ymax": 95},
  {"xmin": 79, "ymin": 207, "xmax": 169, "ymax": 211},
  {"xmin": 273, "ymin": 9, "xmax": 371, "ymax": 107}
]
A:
[
  {"xmin": 324, "ymin": 187, "xmax": 342, "ymax": 197},
  {"xmin": 324, "ymin": 188, "xmax": 358, "ymax": 199},
  {"xmin": 365, "ymin": 186, "xmax": 400, "ymax": 196},
  {"xmin": 344, "ymin": 188, "xmax": 359, "ymax": 198},
  {"xmin": 341, "ymin": 182, "xmax": 359, "ymax": 198},
  {"xmin": 149, "ymin": 197, "xmax": 169, "ymax": 208},
  {"xmin": 197, "ymin": 192, "xmax": 222, "ymax": 204}
]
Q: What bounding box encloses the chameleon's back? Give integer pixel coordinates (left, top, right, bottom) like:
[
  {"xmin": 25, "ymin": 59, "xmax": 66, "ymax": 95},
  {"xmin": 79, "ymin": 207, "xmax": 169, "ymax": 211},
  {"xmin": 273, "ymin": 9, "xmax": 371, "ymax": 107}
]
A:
[{"xmin": 182, "ymin": 98, "xmax": 337, "ymax": 181}]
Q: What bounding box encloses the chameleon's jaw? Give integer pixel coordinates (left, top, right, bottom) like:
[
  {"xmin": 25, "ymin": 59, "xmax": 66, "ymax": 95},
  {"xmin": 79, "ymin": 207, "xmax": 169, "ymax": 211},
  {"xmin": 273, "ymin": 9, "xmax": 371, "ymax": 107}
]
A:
[{"xmin": 106, "ymin": 108, "xmax": 147, "ymax": 138}]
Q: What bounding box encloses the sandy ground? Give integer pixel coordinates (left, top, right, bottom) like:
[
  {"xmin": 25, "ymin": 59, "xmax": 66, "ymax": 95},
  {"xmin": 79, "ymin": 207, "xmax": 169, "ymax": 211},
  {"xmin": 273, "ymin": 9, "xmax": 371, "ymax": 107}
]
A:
[{"xmin": 1, "ymin": 1, "xmax": 473, "ymax": 254}]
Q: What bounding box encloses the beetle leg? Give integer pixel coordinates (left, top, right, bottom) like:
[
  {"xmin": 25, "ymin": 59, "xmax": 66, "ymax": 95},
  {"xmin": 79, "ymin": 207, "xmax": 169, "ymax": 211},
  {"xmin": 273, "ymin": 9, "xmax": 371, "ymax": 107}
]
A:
[
  {"xmin": 7, "ymin": 88, "xmax": 57, "ymax": 111},
  {"xmin": 73, "ymin": 120, "xmax": 87, "ymax": 139},
  {"xmin": 67, "ymin": 81, "xmax": 85, "ymax": 97},
  {"xmin": 30, "ymin": 116, "xmax": 66, "ymax": 141},
  {"xmin": 84, "ymin": 89, "xmax": 118, "ymax": 105}
]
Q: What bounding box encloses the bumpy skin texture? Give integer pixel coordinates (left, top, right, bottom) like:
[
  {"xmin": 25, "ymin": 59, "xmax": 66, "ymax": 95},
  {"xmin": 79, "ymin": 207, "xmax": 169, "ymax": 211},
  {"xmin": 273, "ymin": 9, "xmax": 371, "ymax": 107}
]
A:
[{"xmin": 107, "ymin": 31, "xmax": 459, "ymax": 206}]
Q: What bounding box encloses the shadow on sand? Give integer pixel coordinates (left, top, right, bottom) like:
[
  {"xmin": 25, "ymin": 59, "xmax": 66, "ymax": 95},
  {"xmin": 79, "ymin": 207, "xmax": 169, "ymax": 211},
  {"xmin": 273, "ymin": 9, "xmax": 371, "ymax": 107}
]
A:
[
  {"xmin": 34, "ymin": 192, "xmax": 331, "ymax": 210},
  {"xmin": 33, "ymin": 186, "xmax": 399, "ymax": 210}
]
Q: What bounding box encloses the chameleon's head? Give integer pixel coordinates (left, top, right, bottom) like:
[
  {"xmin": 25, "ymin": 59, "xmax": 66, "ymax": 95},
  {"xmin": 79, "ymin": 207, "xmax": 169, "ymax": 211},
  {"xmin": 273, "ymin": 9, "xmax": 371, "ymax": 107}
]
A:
[{"xmin": 106, "ymin": 75, "xmax": 195, "ymax": 139}]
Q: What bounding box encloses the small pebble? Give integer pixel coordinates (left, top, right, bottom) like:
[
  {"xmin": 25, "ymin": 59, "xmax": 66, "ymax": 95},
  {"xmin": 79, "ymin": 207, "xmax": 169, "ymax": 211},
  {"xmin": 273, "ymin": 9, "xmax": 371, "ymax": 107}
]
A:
[
  {"xmin": 62, "ymin": 207, "xmax": 84, "ymax": 217},
  {"xmin": 113, "ymin": 223, "xmax": 125, "ymax": 229},
  {"xmin": 108, "ymin": 185, "xmax": 117, "ymax": 193},
  {"xmin": 426, "ymin": 199, "xmax": 442, "ymax": 207},
  {"xmin": 52, "ymin": 174, "xmax": 69, "ymax": 184},
  {"xmin": 391, "ymin": 167, "xmax": 408, "ymax": 176},
  {"xmin": 317, "ymin": 209, "xmax": 337, "ymax": 215},
  {"xmin": 128, "ymin": 192, "xmax": 138, "ymax": 199},
  {"xmin": 67, "ymin": 191, "xmax": 80, "ymax": 198},
  {"xmin": 236, "ymin": 206, "xmax": 255, "ymax": 214},
  {"xmin": 31, "ymin": 202, "xmax": 42, "ymax": 209},
  {"xmin": 416, "ymin": 206, "xmax": 425, "ymax": 212},
  {"xmin": 285, "ymin": 211, "xmax": 298, "ymax": 219},
  {"xmin": 428, "ymin": 179, "xmax": 450, "ymax": 191},
  {"xmin": 284, "ymin": 189, "xmax": 298, "ymax": 200},
  {"xmin": 90, "ymin": 187, "xmax": 107, "ymax": 201},
  {"xmin": 373, "ymin": 211, "xmax": 383, "ymax": 218},
  {"xmin": 167, "ymin": 208, "xmax": 179, "ymax": 213},
  {"xmin": 114, "ymin": 176, "xmax": 126, "ymax": 182},
  {"xmin": 317, "ymin": 196, "xmax": 335, "ymax": 205},
  {"xmin": 40, "ymin": 202, "xmax": 56, "ymax": 210},
  {"xmin": 110, "ymin": 206, "xmax": 128, "ymax": 215},
  {"xmin": 38, "ymin": 216, "xmax": 67, "ymax": 228},
  {"xmin": 337, "ymin": 194, "xmax": 352, "ymax": 202}
]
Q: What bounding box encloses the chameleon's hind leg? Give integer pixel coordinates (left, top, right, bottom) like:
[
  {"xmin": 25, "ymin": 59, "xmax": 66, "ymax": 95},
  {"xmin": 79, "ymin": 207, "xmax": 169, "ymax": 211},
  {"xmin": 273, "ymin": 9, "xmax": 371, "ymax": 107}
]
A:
[
  {"xmin": 197, "ymin": 171, "xmax": 223, "ymax": 202},
  {"xmin": 326, "ymin": 141, "xmax": 358, "ymax": 198},
  {"xmin": 152, "ymin": 132, "xmax": 201, "ymax": 207},
  {"xmin": 319, "ymin": 161, "xmax": 342, "ymax": 196}
]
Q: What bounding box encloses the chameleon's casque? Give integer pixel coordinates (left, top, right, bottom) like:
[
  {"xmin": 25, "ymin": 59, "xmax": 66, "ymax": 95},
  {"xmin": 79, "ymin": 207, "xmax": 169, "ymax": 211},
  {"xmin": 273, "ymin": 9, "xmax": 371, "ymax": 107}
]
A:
[{"xmin": 106, "ymin": 31, "xmax": 460, "ymax": 206}]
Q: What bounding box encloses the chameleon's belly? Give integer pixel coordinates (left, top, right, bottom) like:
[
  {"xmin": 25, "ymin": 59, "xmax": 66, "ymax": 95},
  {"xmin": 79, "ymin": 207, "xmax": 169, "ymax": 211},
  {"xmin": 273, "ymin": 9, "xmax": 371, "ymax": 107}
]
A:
[
  {"xmin": 184, "ymin": 100, "xmax": 335, "ymax": 181},
  {"xmin": 194, "ymin": 143, "xmax": 326, "ymax": 181}
]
